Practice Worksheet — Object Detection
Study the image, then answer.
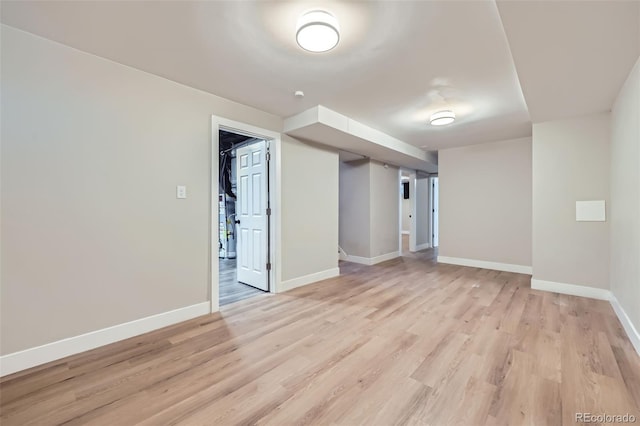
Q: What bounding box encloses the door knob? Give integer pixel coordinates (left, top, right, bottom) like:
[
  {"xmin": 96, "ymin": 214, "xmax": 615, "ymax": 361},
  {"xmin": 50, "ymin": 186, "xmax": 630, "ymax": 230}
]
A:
[{"xmin": 235, "ymin": 220, "xmax": 241, "ymax": 224}]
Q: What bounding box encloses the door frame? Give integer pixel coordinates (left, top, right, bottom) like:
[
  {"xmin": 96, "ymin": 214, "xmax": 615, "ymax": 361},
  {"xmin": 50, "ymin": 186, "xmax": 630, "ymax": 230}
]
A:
[
  {"xmin": 211, "ymin": 116, "xmax": 281, "ymax": 313},
  {"xmin": 430, "ymin": 176, "xmax": 439, "ymax": 248}
]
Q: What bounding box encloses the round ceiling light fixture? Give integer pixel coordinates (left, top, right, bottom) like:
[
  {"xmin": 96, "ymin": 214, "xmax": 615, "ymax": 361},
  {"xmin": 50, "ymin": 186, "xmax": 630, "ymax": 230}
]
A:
[
  {"xmin": 296, "ymin": 10, "xmax": 340, "ymax": 53},
  {"xmin": 430, "ymin": 110, "xmax": 456, "ymax": 126}
]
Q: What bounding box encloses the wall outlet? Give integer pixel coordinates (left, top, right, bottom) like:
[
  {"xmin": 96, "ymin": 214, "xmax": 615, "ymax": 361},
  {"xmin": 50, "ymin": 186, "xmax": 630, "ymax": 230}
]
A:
[{"xmin": 176, "ymin": 185, "xmax": 187, "ymax": 199}]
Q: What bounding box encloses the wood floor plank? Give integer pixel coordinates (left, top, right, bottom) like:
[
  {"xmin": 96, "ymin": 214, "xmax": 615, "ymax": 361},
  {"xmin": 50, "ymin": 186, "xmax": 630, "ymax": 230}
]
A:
[
  {"xmin": 1, "ymin": 248, "xmax": 639, "ymax": 425},
  {"xmin": 612, "ymin": 344, "xmax": 640, "ymax": 408}
]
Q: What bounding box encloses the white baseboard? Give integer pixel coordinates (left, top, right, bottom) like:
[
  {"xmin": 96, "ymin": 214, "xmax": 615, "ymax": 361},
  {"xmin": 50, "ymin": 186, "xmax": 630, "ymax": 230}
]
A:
[
  {"xmin": 415, "ymin": 243, "xmax": 431, "ymax": 251},
  {"xmin": 279, "ymin": 267, "xmax": 340, "ymax": 292},
  {"xmin": 344, "ymin": 255, "xmax": 371, "ymax": 265},
  {"xmin": 437, "ymin": 256, "xmax": 532, "ymax": 275},
  {"xmin": 346, "ymin": 251, "xmax": 400, "ymax": 266},
  {"xmin": 610, "ymin": 294, "xmax": 640, "ymax": 356},
  {"xmin": 401, "ymin": 231, "xmax": 410, "ymax": 235},
  {"xmin": 530, "ymin": 278, "xmax": 610, "ymax": 300},
  {"xmin": 338, "ymin": 246, "xmax": 348, "ymax": 261},
  {"xmin": 371, "ymin": 251, "xmax": 400, "ymax": 264},
  {"xmin": 0, "ymin": 302, "xmax": 210, "ymax": 377}
]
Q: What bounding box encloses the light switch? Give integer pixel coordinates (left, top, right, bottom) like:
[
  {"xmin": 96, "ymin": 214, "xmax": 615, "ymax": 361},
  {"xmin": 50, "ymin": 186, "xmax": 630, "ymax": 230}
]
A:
[{"xmin": 176, "ymin": 185, "xmax": 187, "ymax": 199}]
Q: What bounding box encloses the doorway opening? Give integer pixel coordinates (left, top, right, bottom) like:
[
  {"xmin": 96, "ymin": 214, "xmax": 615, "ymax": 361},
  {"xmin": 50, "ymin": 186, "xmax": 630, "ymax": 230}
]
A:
[
  {"xmin": 400, "ymin": 171, "xmax": 412, "ymax": 255},
  {"xmin": 218, "ymin": 129, "xmax": 271, "ymax": 306}
]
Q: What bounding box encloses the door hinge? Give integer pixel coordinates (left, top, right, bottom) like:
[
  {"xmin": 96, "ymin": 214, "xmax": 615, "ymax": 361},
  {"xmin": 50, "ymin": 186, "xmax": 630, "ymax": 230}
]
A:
[
  {"xmin": 266, "ymin": 208, "xmax": 271, "ymax": 216},
  {"xmin": 266, "ymin": 152, "xmax": 271, "ymax": 161},
  {"xmin": 266, "ymin": 262, "xmax": 272, "ymax": 271}
]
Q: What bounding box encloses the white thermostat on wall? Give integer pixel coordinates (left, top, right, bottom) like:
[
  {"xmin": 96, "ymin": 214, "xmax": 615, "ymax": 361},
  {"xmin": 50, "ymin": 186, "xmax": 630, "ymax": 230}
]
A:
[
  {"xmin": 176, "ymin": 185, "xmax": 187, "ymax": 199},
  {"xmin": 576, "ymin": 200, "xmax": 605, "ymax": 222}
]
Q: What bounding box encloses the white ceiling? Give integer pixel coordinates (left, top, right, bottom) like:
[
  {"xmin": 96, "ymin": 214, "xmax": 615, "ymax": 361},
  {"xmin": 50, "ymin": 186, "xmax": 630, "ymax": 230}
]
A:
[
  {"xmin": 1, "ymin": 0, "xmax": 531, "ymax": 152},
  {"xmin": 1, "ymin": 1, "xmax": 637, "ymax": 154},
  {"xmin": 497, "ymin": 0, "xmax": 640, "ymax": 124}
]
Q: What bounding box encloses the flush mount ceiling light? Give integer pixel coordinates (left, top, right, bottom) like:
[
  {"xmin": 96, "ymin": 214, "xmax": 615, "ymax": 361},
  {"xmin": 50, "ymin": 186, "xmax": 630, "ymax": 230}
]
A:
[
  {"xmin": 430, "ymin": 110, "xmax": 456, "ymax": 126},
  {"xmin": 296, "ymin": 10, "xmax": 340, "ymax": 53}
]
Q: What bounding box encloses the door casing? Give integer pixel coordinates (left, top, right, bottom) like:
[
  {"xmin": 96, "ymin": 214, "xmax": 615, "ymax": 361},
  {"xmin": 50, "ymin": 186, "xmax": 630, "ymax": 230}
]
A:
[{"xmin": 211, "ymin": 116, "xmax": 281, "ymax": 313}]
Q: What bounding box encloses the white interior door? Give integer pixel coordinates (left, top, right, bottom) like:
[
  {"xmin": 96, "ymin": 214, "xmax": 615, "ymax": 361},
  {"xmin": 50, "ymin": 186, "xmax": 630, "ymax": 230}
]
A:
[
  {"xmin": 432, "ymin": 177, "xmax": 439, "ymax": 247},
  {"xmin": 236, "ymin": 140, "xmax": 268, "ymax": 291}
]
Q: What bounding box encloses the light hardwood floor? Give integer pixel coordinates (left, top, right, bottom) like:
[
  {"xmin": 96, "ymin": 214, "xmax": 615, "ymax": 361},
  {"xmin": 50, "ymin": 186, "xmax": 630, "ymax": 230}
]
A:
[{"xmin": 1, "ymin": 249, "xmax": 639, "ymax": 425}]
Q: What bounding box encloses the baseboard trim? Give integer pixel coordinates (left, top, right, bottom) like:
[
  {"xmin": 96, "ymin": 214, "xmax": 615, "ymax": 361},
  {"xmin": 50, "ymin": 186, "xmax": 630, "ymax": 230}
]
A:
[
  {"xmin": 344, "ymin": 255, "xmax": 371, "ymax": 265},
  {"xmin": 279, "ymin": 267, "xmax": 340, "ymax": 292},
  {"xmin": 371, "ymin": 251, "xmax": 400, "ymax": 264},
  {"xmin": 437, "ymin": 256, "xmax": 532, "ymax": 275},
  {"xmin": 346, "ymin": 251, "xmax": 400, "ymax": 266},
  {"xmin": 530, "ymin": 278, "xmax": 610, "ymax": 300},
  {"xmin": 610, "ymin": 294, "xmax": 640, "ymax": 356},
  {"xmin": 0, "ymin": 302, "xmax": 210, "ymax": 377},
  {"xmin": 338, "ymin": 247, "xmax": 348, "ymax": 261},
  {"xmin": 415, "ymin": 243, "xmax": 431, "ymax": 251}
]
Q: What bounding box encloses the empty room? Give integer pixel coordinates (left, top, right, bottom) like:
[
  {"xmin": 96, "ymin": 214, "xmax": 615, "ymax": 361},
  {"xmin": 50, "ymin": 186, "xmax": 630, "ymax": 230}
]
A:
[{"xmin": 1, "ymin": 1, "xmax": 639, "ymax": 425}]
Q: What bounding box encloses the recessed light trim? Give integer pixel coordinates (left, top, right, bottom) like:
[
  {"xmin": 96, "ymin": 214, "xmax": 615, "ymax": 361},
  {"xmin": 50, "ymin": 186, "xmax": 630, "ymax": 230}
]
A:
[
  {"xmin": 296, "ymin": 10, "xmax": 340, "ymax": 53},
  {"xmin": 430, "ymin": 110, "xmax": 456, "ymax": 126}
]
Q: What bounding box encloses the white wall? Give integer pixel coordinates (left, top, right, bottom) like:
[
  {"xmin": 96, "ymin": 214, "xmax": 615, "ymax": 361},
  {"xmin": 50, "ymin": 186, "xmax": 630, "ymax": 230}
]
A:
[
  {"xmin": 280, "ymin": 136, "xmax": 339, "ymax": 285},
  {"xmin": 339, "ymin": 160, "xmax": 371, "ymax": 258},
  {"xmin": 339, "ymin": 160, "xmax": 399, "ymax": 263},
  {"xmin": 439, "ymin": 137, "xmax": 532, "ymax": 269},
  {"xmin": 0, "ymin": 26, "xmax": 284, "ymax": 355},
  {"xmin": 370, "ymin": 161, "xmax": 400, "ymax": 258},
  {"xmin": 610, "ymin": 57, "xmax": 640, "ymax": 333},
  {"xmin": 415, "ymin": 177, "xmax": 430, "ymax": 248},
  {"xmin": 532, "ymin": 113, "xmax": 610, "ymax": 289}
]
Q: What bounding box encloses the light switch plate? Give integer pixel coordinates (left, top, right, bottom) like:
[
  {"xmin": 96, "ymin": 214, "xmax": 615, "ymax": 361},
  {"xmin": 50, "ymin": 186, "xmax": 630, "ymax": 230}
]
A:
[
  {"xmin": 576, "ymin": 200, "xmax": 605, "ymax": 221},
  {"xmin": 176, "ymin": 185, "xmax": 187, "ymax": 199}
]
